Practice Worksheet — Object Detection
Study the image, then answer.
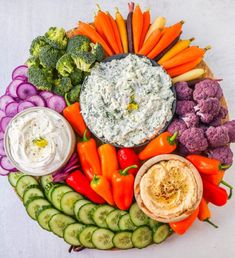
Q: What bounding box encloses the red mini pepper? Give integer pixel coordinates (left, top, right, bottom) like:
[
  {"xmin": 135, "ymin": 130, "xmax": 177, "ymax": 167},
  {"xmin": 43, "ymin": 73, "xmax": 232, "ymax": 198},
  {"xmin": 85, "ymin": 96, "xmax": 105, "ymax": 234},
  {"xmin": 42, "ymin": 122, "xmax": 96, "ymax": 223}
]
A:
[
  {"xmin": 66, "ymin": 170, "xmax": 105, "ymax": 204},
  {"xmin": 77, "ymin": 130, "xmax": 102, "ymax": 181},
  {"xmin": 117, "ymin": 148, "xmax": 140, "ymax": 176},
  {"xmin": 112, "ymin": 165, "xmax": 137, "ymax": 210}
]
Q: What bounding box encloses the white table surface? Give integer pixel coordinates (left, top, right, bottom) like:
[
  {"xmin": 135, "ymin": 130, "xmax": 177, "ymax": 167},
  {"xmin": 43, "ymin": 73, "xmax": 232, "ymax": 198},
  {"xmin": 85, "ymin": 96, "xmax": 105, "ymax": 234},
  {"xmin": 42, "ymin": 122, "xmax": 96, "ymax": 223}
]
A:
[{"xmin": 0, "ymin": 0, "xmax": 235, "ymax": 257}]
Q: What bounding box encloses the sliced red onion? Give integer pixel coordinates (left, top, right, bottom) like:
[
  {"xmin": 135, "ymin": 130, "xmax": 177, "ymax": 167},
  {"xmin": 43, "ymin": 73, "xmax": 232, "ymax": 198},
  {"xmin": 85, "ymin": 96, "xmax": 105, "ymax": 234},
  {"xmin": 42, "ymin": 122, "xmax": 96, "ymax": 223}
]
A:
[
  {"xmin": 0, "ymin": 156, "xmax": 17, "ymax": 172},
  {"xmin": 7, "ymin": 79, "xmax": 25, "ymax": 98},
  {"xmin": 16, "ymin": 83, "xmax": 37, "ymax": 100},
  {"xmin": 12, "ymin": 65, "xmax": 28, "ymax": 80},
  {"xmin": 0, "ymin": 132, "xmax": 4, "ymax": 140},
  {"xmin": 39, "ymin": 91, "xmax": 54, "ymax": 102},
  {"xmin": 5, "ymin": 102, "xmax": 19, "ymax": 117},
  {"xmin": 0, "ymin": 95, "xmax": 14, "ymax": 111},
  {"xmin": 47, "ymin": 95, "xmax": 66, "ymax": 113},
  {"xmin": 0, "ymin": 166, "xmax": 10, "ymax": 176},
  {"xmin": 14, "ymin": 75, "xmax": 28, "ymax": 82},
  {"xmin": 0, "ymin": 117, "xmax": 12, "ymax": 132},
  {"xmin": 0, "ymin": 110, "xmax": 5, "ymax": 121},
  {"xmin": 63, "ymin": 165, "xmax": 80, "ymax": 174},
  {"xmin": 26, "ymin": 95, "xmax": 46, "ymax": 107},
  {"xmin": 17, "ymin": 101, "xmax": 35, "ymax": 113},
  {"xmin": 0, "ymin": 140, "xmax": 5, "ymax": 156}
]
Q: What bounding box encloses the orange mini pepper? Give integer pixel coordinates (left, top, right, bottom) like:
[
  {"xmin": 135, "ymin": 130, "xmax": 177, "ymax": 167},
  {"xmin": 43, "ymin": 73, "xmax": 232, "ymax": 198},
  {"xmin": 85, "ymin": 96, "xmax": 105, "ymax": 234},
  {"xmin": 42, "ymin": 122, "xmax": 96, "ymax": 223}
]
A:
[{"xmin": 198, "ymin": 198, "xmax": 218, "ymax": 228}]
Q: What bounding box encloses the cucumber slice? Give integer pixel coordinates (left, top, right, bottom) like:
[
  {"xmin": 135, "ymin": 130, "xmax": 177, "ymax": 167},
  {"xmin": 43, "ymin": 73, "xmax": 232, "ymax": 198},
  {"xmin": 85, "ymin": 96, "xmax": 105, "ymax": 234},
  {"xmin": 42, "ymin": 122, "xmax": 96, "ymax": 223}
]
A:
[
  {"xmin": 149, "ymin": 218, "xmax": 161, "ymax": 230},
  {"xmin": 37, "ymin": 207, "xmax": 60, "ymax": 231},
  {"xmin": 106, "ymin": 210, "xmax": 127, "ymax": 231},
  {"xmin": 51, "ymin": 185, "xmax": 73, "ymax": 210},
  {"xmin": 63, "ymin": 223, "xmax": 86, "ymax": 246},
  {"xmin": 49, "ymin": 213, "xmax": 75, "ymax": 238},
  {"xmin": 74, "ymin": 199, "xmax": 91, "ymax": 221},
  {"xmin": 129, "ymin": 203, "xmax": 149, "ymax": 226},
  {"xmin": 153, "ymin": 224, "xmax": 170, "ymax": 244},
  {"xmin": 23, "ymin": 187, "xmax": 44, "ymax": 206},
  {"xmin": 26, "ymin": 198, "xmax": 51, "ymax": 220},
  {"xmin": 119, "ymin": 214, "xmax": 137, "ymax": 231},
  {"xmin": 92, "ymin": 205, "xmax": 115, "ymax": 228},
  {"xmin": 60, "ymin": 191, "xmax": 83, "ymax": 216},
  {"xmin": 132, "ymin": 226, "xmax": 152, "ymax": 249},
  {"xmin": 92, "ymin": 228, "xmax": 114, "ymax": 250},
  {"xmin": 40, "ymin": 174, "xmax": 53, "ymax": 189},
  {"xmin": 78, "ymin": 203, "xmax": 97, "ymax": 225},
  {"xmin": 79, "ymin": 226, "xmax": 97, "ymax": 248},
  {"xmin": 46, "ymin": 183, "xmax": 61, "ymax": 201},
  {"xmin": 8, "ymin": 172, "xmax": 24, "ymax": 187},
  {"xmin": 113, "ymin": 232, "xmax": 133, "ymax": 249},
  {"xmin": 15, "ymin": 175, "xmax": 39, "ymax": 198}
]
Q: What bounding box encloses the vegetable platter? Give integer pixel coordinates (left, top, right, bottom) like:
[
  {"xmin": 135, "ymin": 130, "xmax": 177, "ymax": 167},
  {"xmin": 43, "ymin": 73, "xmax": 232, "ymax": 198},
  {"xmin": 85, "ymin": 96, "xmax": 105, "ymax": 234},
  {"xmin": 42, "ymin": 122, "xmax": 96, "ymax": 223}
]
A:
[{"xmin": 1, "ymin": 1, "xmax": 235, "ymax": 253}]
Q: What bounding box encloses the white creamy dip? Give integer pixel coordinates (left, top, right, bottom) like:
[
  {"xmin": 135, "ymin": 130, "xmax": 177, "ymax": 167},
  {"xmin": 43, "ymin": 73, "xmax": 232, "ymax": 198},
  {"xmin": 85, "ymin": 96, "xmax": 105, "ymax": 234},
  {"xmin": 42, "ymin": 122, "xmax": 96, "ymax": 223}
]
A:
[
  {"xmin": 4, "ymin": 107, "xmax": 75, "ymax": 176},
  {"xmin": 80, "ymin": 54, "xmax": 175, "ymax": 147}
]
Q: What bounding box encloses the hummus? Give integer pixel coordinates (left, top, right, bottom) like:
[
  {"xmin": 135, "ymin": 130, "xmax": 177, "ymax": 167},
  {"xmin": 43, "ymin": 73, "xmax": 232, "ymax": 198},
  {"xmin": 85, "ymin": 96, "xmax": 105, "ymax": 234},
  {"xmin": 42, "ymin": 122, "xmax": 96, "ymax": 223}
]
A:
[{"xmin": 4, "ymin": 107, "xmax": 75, "ymax": 176}]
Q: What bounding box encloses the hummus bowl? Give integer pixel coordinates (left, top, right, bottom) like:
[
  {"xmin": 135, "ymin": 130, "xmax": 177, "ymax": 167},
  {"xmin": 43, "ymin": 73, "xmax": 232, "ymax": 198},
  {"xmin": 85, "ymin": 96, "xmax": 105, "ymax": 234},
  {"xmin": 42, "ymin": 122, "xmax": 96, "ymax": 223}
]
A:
[{"xmin": 134, "ymin": 154, "xmax": 203, "ymax": 223}]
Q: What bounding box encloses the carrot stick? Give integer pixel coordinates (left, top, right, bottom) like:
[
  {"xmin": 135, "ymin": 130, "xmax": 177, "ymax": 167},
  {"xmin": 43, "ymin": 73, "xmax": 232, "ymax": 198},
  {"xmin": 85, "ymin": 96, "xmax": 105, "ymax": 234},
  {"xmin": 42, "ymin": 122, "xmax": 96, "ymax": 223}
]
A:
[
  {"xmin": 147, "ymin": 21, "xmax": 184, "ymax": 59},
  {"xmin": 138, "ymin": 29, "xmax": 161, "ymax": 56},
  {"xmin": 78, "ymin": 21, "xmax": 113, "ymax": 56},
  {"xmin": 139, "ymin": 9, "xmax": 150, "ymax": 50},
  {"xmin": 162, "ymin": 46, "xmax": 211, "ymax": 69},
  {"xmin": 172, "ymin": 68, "xmax": 205, "ymax": 84},
  {"xmin": 115, "ymin": 8, "xmax": 128, "ymax": 53},
  {"xmin": 127, "ymin": 2, "xmax": 135, "ymax": 53},
  {"xmin": 158, "ymin": 37, "xmax": 195, "ymax": 64},
  {"xmin": 94, "ymin": 12, "xmax": 106, "ymax": 40},
  {"xmin": 167, "ymin": 57, "xmax": 202, "ymax": 77},
  {"xmin": 132, "ymin": 4, "xmax": 143, "ymax": 53},
  {"xmin": 144, "ymin": 16, "xmax": 166, "ymax": 43},
  {"xmin": 108, "ymin": 12, "xmax": 123, "ymax": 53},
  {"xmin": 66, "ymin": 28, "xmax": 83, "ymax": 38}
]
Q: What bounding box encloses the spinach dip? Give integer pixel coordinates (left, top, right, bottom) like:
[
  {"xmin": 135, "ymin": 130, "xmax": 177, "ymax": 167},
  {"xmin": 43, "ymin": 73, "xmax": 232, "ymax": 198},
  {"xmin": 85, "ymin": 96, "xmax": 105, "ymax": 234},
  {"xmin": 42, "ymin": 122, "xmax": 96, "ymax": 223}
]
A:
[{"xmin": 80, "ymin": 54, "xmax": 175, "ymax": 147}]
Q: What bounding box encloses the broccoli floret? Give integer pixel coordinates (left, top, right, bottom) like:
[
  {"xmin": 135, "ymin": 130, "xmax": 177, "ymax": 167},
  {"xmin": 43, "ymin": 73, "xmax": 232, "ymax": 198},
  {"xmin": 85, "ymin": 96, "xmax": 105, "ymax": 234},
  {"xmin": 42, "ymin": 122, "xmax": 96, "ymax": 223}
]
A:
[
  {"xmin": 71, "ymin": 51, "xmax": 96, "ymax": 72},
  {"xmin": 56, "ymin": 53, "xmax": 75, "ymax": 77},
  {"xmin": 66, "ymin": 35, "xmax": 91, "ymax": 53},
  {"xmin": 66, "ymin": 85, "xmax": 81, "ymax": 104},
  {"xmin": 206, "ymin": 126, "xmax": 230, "ymax": 148},
  {"xmin": 29, "ymin": 36, "xmax": 47, "ymax": 57},
  {"xmin": 90, "ymin": 42, "xmax": 105, "ymax": 62},
  {"xmin": 28, "ymin": 66, "xmax": 53, "ymax": 91},
  {"xmin": 70, "ymin": 68, "xmax": 83, "ymax": 85},
  {"xmin": 176, "ymin": 100, "xmax": 196, "ymax": 116},
  {"xmin": 53, "ymin": 77, "xmax": 73, "ymax": 96},
  {"xmin": 26, "ymin": 56, "xmax": 40, "ymax": 68},
  {"xmin": 39, "ymin": 45, "xmax": 63, "ymax": 69},
  {"xmin": 45, "ymin": 27, "xmax": 68, "ymax": 50},
  {"xmin": 175, "ymin": 82, "xmax": 193, "ymax": 100},
  {"xmin": 207, "ymin": 146, "xmax": 233, "ymax": 165}
]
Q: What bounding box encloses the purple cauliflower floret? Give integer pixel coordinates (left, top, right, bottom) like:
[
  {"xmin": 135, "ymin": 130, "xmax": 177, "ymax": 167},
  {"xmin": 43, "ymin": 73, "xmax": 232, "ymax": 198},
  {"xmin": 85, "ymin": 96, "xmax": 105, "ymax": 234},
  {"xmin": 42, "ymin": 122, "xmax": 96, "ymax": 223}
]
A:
[
  {"xmin": 175, "ymin": 82, "xmax": 193, "ymax": 100},
  {"xmin": 207, "ymin": 146, "xmax": 233, "ymax": 165},
  {"xmin": 193, "ymin": 79, "xmax": 223, "ymax": 102},
  {"xmin": 177, "ymin": 143, "xmax": 191, "ymax": 156},
  {"xmin": 167, "ymin": 118, "xmax": 187, "ymax": 137},
  {"xmin": 210, "ymin": 106, "xmax": 228, "ymax": 126},
  {"xmin": 194, "ymin": 98, "xmax": 220, "ymax": 124},
  {"xmin": 206, "ymin": 126, "xmax": 230, "ymax": 147},
  {"xmin": 180, "ymin": 127, "xmax": 208, "ymax": 153},
  {"xmin": 181, "ymin": 113, "xmax": 199, "ymax": 128},
  {"xmin": 198, "ymin": 123, "xmax": 209, "ymax": 132},
  {"xmin": 222, "ymin": 120, "xmax": 235, "ymax": 142},
  {"xmin": 176, "ymin": 100, "xmax": 196, "ymax": 116}
]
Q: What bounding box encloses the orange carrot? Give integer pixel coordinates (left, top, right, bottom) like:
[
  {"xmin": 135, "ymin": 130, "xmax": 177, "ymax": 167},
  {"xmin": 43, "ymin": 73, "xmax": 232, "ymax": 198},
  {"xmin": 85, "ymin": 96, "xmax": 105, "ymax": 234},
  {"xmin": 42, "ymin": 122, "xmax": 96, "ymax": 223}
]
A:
[
  {"xmin": 78, "ymin": 21, "xmax": 113, "ymax": 56},
  {"xmin": 166, "ymin": 57, "xmax": 202, "ymax": 77},
  {"xmin": 66, "ymin": 28, "xmax": 83, "ymax": 38},
  {"xmin": 94, "ymin": 13, "xmax": 106, "ymax": 40},
  {"xmin": 147, "ymin": 21, "xmax": 184, "ymax": 59},
  {"xmin": 139, "ymin": 9, "xmax": 150, "ymax": 50},
  {"xmin": 115, "ymin": 7, "xmax": 128, "ymax": 53},
  {"xmin": 132, "ymin": 4, "xmax": 144, "ymax": 53},
  {"xmin": 138, "ymin": 29, "xmax": 161, "ymax": 56},
  {"xmin": 162, "ymin": 46, "xmax": 210, "ymax": 69}
]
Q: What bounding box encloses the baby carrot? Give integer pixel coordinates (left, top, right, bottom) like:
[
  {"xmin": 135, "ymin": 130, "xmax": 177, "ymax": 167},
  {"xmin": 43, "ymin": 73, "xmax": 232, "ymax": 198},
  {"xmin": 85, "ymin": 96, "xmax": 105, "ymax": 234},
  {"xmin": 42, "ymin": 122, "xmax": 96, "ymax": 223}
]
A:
[
  {"xmin": 132, "ymin": 4, "xmax": 143, "ymax": 53},
  {"xmin": 139, "ymin": 9, "xmax": 150, "ymax": 50},
  {"xmin": 127, "ymin": 2, "xmax": 135, "ymax": 53},
  {"xmin": 144, "ymin": 16, "xmax": 166, "ymax": 43},
  {"xmin": 158, "ymin": 37, "xmax": 195, "ymax": 64},
  {"xmin": 138, "ymin": 29, "xmax": 161, "ymax": 56},
  {"xmin": 66, "ymin": 28, "xmax": 83, "ymax": 38},
  {"xmin": 115, "ymin": 8, "xmax": 128, "ymax": 53},
  {"xmin": 94, "ymin": 12, "xmax": 106, "ymax": 40},
  {"xmin": 172, "ymin": 68, "xmax": 205, "ymax": 84},
  {"xmin": 147, "ymin": 21, "xmax": 184, "ymax": 59}
]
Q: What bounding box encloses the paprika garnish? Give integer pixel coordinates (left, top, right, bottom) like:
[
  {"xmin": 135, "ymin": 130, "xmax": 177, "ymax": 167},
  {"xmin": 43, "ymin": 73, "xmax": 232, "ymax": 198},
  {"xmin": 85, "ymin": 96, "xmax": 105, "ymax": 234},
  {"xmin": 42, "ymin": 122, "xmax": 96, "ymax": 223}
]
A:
[
  {"xmin": 77, "ymin": 130, "xmax": 102, "ymax": 181},
  {"xmin": 138, "ymin": 131, "xmax": 178, "ymax": 160},
  {"xmin": 112, "ymin": 165, "xmax": 137, "ymax": 210},
  {"xmin": 198, "ymin": 198, "xmax": 218, "ymax": 228}
]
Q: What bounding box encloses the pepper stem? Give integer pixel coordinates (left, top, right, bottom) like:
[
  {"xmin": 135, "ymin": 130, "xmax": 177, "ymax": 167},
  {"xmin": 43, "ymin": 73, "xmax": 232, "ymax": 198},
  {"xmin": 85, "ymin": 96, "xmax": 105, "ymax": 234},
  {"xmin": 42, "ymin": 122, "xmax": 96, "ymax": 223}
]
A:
[
  {"xmin": 91, "ymin": 174, "xmax": 100, "ymax": 184},
  {"xmin": 65, "ymin": 93, "xmax": 72, "ymax": 106},
  {"xmin": 168, "ymin": 131, "xmax": 178, "ymax": 145},
  {"xmin": 220, "ymin": 180, "xmax": 233, "ymax": 199},
  {"xmin": 82, "ymin": 129, "xmax": 89, "ymax": 142},
  {"xmin": 205, "ymin": 219, "xmax": 218, "ymax": 229},
  {"xmin": 120, "ymin": 165, "xmax": 138, "ymax": 176},
  {"xmin": 219, "ymin": 164, "xmax": 231, "ymax": 170}
]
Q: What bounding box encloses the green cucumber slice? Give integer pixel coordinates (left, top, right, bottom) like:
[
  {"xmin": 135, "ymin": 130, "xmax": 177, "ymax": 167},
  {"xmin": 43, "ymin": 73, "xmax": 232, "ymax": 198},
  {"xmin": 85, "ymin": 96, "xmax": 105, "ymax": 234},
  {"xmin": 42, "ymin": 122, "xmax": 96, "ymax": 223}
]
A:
[
  {"xmin": 60, "ymin": 191, "xmax": 83, "ymax": 216},
  {"xmin": 79, "ymin": 226, "xmax": 98, "ymax": 248},
  {"xmin": 132, "ymin": 226, "xmax": 152, "ymax": 249},
  {"xmin": 37, "ymin": 207, "xmax": 60, "ymax": 231},
  {"xmin": 78, "ymin": 203, "xmax": 97, "ymax": 225},
  {"xmin": 149, "ymin": 218, "xmax": 162, "ymax": 230},
  {"xmin": 106, "ymin": 209, "xmax": 127, "ymax": 231},
  {"xmin": 119, "ymin": 213, "xmax": 137, "ymax": 231},
  {"xmin": 129, "ymin": 203, "xmax": 149, "ymax": 226},
  {"xmin": 63, "ymin": 223, "xmax": 86, "ymax": 246},
  {"xmin": 26, "ymin": 198, "xmax": 51, "ymax": 220},
  {"xmin": 8, "ymin": 172, "xmax": 24, "ymax": 187},
  {"xmin": 153, "ymin": 224, "xmax": 170, "ymax": 244},
  {"xmin": 51, "ymin": 185, "xmax": 73, "ymax": 210},
  {"xmin": 74, "ymin": 199, "xmax": 91, "ymax": 221},
  {"xmin": 45, "ymin": 183, "xmax": 61, "ymax": 201},
  {"xmin": 23, "ymin": 187, "xmax": 44, "ymax": 206},
  {"xmin": 113, "ymin": 232, "xmax": 133, "ymax": 249},
  {"xmin": 91, "ymin": 228, "xmax": 114, "ymax": 250},
  {"xmin": 40, "ymin": 174, "xmax": 53, "ymax": 189},
  {"xmin": 92, "ymin": 205, "xmax": 115, "ymax": 228},
  {"xmin": 15, "ymin": 175, "xmax": 39, "ymax": 198},
  {"xmin": 49, "ymin": 213, "xmax": 75, "ymax": 238}
]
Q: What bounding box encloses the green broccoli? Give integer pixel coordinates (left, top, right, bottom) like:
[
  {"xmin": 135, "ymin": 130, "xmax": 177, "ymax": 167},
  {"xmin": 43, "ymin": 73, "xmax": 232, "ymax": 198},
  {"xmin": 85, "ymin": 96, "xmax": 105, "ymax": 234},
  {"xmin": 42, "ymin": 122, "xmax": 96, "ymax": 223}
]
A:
[
  {"xmin": 70, "ymin": 68, "xmax": 83, "ymax": 85},
  {"xmin": 56, "ymin": 53, "xmax": 75, "ymax": 77},
  {"xmin": 39, "ymin": 45, "xmax": 63, "ymax": 69},
  {"xmin": 26, "ymin": 56, "xmax": 40, "ymax": 68},
  {"xmin": 71, "ymin": 51, "xmax": 96, "ymax": 72},
  {"xmin": 28, "ymin": 66, "xmax": 53, "ymax": 91},
  {"xmin": 90, "ymin": 42, "xmax": 105, "ymax": 62},
  {"xmin": 53, "ymin": 77, "xmax": 73, "ymax": 96},
  {"xmin": 29, "ymin": 36, "xmax": 47, "ymax": 57},
  {"xmin": 66, "ymin": 85, "xmax": 81, "ymax": 104},
  {"xmin": 66, "ymin": 35, "xmax": 91, "ymax": 53},
  {"xmin": 45, "ymin": 27, "xmax": 68, "ymax": 50}
]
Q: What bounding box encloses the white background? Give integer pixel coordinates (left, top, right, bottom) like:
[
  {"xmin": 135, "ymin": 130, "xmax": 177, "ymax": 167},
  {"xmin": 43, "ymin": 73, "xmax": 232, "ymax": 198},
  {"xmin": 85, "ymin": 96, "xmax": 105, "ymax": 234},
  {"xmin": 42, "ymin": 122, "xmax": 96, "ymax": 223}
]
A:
[{"xmin": 0, "ymin": 0, "xmax": 235, "ymax": 257}]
